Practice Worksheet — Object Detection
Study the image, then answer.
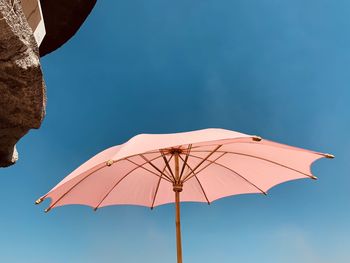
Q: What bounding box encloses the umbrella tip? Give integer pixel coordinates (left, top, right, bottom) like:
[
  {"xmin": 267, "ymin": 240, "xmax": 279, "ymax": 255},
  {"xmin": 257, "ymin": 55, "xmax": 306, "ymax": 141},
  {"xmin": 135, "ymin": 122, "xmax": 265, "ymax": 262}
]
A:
[
  {"xmin": 44, "ymin": 207, "xmax": 51, "ymax": 213},
  {"xmin": 93, "ymin": 207, "xmax": 98, "ymax": 211},
  {"xmin": 324, "ymin": 153, "xmax": 335, "ymax": 159},
  {"xmin": 35, "ymin": 197, "xmax": 43, "ymax": 205},
  {"xmin": 311, "ymin": 175, "xmax": 318, "ymax": 180},
  {"xmin": 252, "ymin": 136, "xmax": 262, "ymax": 142}
]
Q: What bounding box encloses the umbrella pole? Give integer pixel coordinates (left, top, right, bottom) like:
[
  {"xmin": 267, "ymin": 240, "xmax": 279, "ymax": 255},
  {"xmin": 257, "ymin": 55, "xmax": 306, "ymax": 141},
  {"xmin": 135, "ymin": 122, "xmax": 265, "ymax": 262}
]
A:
[
  {"xmin": 174, "ymin": 152, "xmax": 183, "ymax": 263},
  {"xmin": 175, "ymin": 190, "xmax": 183, "ymax": 263}
]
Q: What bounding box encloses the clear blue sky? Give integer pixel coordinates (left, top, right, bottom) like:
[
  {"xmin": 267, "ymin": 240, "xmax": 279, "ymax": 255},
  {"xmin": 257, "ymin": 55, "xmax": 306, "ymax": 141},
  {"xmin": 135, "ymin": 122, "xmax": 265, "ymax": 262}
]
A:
[{"xmin": 1, "ymin": 0, "xmax": 349, "ymax": 262}]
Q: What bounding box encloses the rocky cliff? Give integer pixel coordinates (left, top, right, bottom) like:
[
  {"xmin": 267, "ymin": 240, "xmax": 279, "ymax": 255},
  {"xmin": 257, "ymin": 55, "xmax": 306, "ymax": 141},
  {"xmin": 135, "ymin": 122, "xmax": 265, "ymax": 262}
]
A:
[
  {"xmin": 0, "ymin": 0, "xmax": 46, "ymax": 167},
  {"xmin": 0, "ymin": 0, "xmax": 96, "ymax": 167}
]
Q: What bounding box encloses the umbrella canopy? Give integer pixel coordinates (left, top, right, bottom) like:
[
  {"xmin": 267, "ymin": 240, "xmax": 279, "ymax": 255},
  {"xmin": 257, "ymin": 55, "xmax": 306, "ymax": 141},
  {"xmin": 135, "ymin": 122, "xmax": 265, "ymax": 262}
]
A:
[{"xmin": 36, "ymin": 128, "xmax": 333, "ymax": 263}]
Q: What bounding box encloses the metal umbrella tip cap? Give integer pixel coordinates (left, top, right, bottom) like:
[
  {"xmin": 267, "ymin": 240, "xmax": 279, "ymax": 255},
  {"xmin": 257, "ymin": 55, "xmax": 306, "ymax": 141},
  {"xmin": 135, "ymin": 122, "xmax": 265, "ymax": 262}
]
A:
[
  {"xmin": 325, "ymin": 153, "xmax": 335, "ymax": 159},
  {"xmin": 311, "ymin": 175, "xmax": 318, "ymax": 180},
  {"xmin": 44, "ymin": 207, "xmax": 51, "ymax": 213},
  {"xmin": 35, "ymin": 198, "xmax": 43, "ymax": 205},
  {"xmin": 252, "ymin": 136, "xmax": 262, "ymax": 142}
]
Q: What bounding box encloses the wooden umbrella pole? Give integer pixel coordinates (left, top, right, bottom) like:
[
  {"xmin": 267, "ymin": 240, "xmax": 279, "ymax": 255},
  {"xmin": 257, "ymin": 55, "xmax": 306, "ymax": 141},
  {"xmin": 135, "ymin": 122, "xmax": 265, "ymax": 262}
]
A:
[
  {"xmin": 175, "ymin": 190, "xmax": 182, "ymax": 263},
  {"xmin": 174, "ymin": 152, "xmax": 183, "ymax": 263}
]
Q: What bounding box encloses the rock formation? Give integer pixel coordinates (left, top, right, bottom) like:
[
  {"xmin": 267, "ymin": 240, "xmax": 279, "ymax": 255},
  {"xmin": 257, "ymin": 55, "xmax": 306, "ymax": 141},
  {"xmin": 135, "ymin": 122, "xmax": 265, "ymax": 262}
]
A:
[
  {"xmin": 0, "ymin": 0, "xmax": 96, "ymax": 167},
  {"xmin": 0, "ymin": 0, "xmax": 46, "ymax": 167}
]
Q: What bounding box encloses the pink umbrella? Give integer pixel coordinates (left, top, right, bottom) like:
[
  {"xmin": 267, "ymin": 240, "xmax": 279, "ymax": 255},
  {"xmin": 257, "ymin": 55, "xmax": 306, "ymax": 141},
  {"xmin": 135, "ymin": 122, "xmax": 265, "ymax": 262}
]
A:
[{"xmin": 36, "ymin": 128, "xmax": 333, "ymax": 263}]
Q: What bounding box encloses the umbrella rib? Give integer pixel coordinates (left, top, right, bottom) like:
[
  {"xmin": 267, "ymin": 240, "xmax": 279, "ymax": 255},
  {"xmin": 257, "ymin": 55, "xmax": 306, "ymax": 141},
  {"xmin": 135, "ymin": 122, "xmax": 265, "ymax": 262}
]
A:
[
  {"xmin": 182, "ymin": 145, "xmax": 222, "ymax": 181},
  {"xmin": 189, "ymin": 150, "xmax": 316, "ymax": 179},
  {"xmin": 183, "ymin": 139, "xmax": 255, "ymax": 151},
  {"xmin": 125, "ymin": 158, "xmax": 172, "ymax": 182},
  {"xmin": 45, "ymin": 155, "xmax": 164, "ymax": 212},
  {"xmin": 160, "ymin": 151, "xmax": 176, "ymax": 182},
  {"xmin": 140, "ymin": 154, "xmax": 175, "ymax": 183},
  {"xmin": 186, "ymin": 154, "xmax": 267, "ymax": 195},
  {"xmin": 150, "ymin": 171, "xmax": 164, "ymax": 210},
  {"xmin": 95, "ymin": 156, "xmax": 173, "ymax": 210},
  {"xmin": 150, "ymin": 155, "xmax": 173, "ymax": 209},
  {"xmin": 179, "ymin": 144, "xmax": 192, "ymax": 182},
  {"xmin": 183, "ymin": 152, "xmax": 227, "ymax": 183},
  {"xmin": 190, "ymin": 140, "xmax": 328, "ymax": 157},
  {"xmin": 178, "ymin": 155, "xmax": 210, "ymax": 204},
  {"xmin": 44, "ymin": 164, "xmax": 106, "ymax": 212},
  {"xmin": 94, "ymin": 165, "xmax": 148, "ymax": 210}
]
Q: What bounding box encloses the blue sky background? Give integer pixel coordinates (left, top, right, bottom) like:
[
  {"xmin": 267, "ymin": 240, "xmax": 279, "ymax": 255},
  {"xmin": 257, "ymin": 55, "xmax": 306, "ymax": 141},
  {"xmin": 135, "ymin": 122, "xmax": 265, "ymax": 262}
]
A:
[{"xmin": 1, "ymin": 0, "xmax": 349, "ymax": 262}]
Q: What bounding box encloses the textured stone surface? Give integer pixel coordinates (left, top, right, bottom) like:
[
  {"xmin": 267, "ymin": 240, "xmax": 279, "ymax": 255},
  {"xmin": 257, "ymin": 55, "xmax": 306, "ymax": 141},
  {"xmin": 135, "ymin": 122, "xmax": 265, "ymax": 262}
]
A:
[
  {"xmin": 39, "ymin": 0, "xmax": 96, "ymax": 56},
  {"xmin": 0, "ymin": 0, "xmax": 46, "ymax": 167}
]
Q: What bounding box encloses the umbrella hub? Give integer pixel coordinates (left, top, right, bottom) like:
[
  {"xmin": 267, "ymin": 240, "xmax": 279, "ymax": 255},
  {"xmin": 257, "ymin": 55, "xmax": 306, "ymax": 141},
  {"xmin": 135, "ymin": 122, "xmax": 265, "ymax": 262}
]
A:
[
  {"xmin": 162, "ymin": 147, "xmax": 184, "ymax": 155},
  {"xmin": 173, "ymin": 183, "xmax": 183, "ymax": 192}
]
